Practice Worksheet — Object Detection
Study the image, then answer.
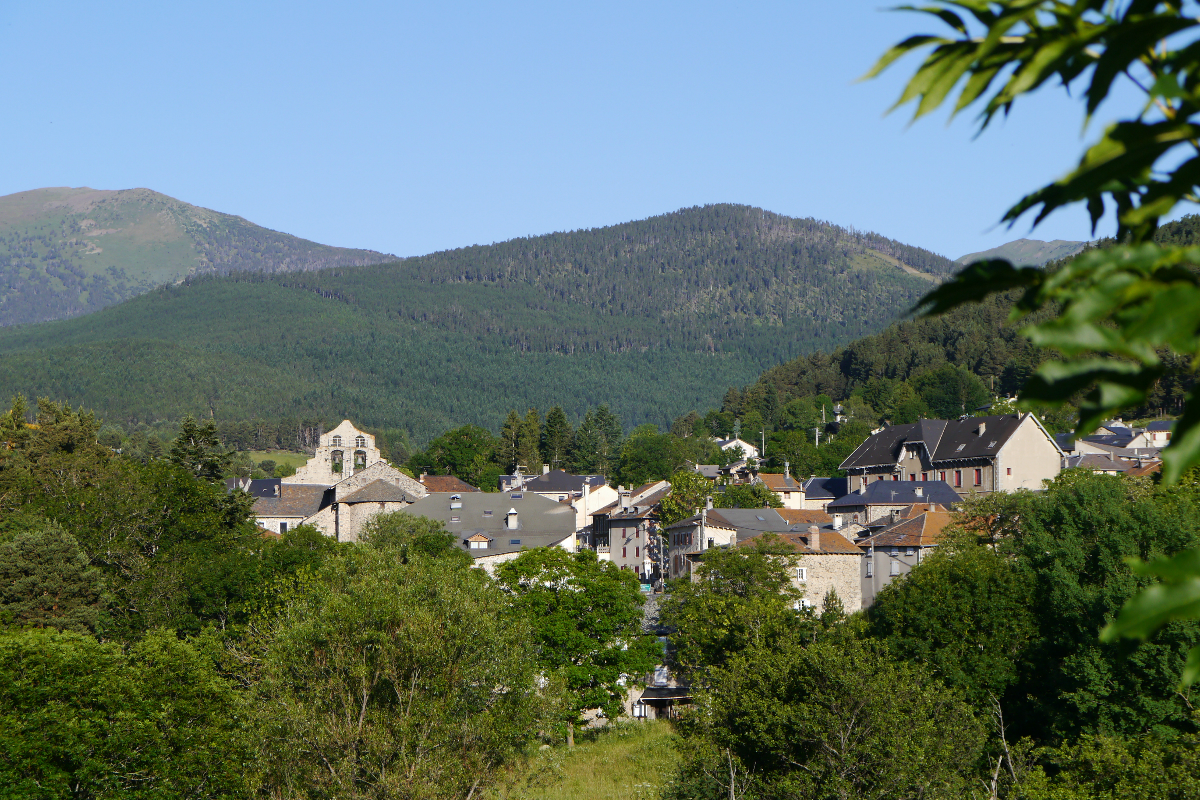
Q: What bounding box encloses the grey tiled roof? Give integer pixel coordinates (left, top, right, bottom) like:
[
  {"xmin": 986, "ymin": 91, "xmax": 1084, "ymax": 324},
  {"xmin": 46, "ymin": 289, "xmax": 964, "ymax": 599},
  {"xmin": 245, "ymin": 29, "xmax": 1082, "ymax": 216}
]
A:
[
  {"xmin": 252, "ymin": 485, "xmax": 332, "ymax": 518},
  {"xmin": 827, "ymin": 481, "xmax": 961, "ymax": 509},
  {"xmin": 341, "ymin": 480, "xmax": 416, "ymax": 503},
  {"xmin": 1147, "ymin": 420, "xmax": 1175, "ymax": 431},
  {"xmin": 400, "ymin": 490, "xmax": 576, "ymax": 559},
  {"xmin": 840, "ymin": 414, "xmax": 1026, "ymax": 470},
  {"xmin": 802, "ymin": 477, "xmax": 847, "ymax": 500}
]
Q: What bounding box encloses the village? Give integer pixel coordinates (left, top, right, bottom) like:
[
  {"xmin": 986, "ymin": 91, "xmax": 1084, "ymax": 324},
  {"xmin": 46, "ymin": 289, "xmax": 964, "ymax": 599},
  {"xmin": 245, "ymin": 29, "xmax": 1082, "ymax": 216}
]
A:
[{"xmin": 226, "ymin": 412, "xmax": 1173, "ymax": 720}]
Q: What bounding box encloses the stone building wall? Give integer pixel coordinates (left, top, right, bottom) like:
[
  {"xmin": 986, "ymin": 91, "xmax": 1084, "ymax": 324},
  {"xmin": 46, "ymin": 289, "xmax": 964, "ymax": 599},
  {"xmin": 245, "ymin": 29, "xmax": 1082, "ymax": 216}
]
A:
[{"xmin": 792, "ymin": 552, "xmax": 864, "ymax": 613}]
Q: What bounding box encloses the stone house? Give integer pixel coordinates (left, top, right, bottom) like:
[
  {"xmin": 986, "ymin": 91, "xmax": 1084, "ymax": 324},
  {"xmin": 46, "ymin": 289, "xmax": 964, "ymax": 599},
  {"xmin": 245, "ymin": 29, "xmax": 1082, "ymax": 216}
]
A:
[
  {"xmin": 590, "ymin": 481, "xmax": 670, "ymax": 580},
  {"xmin": 252, "ymin": 484, "xmax": 333, "ymax": 537},
  {"xmin": 735, "ymin": 523, "xmax": 864, "ymax": 614},
  {"xmin": 858, "ymin": 504, "xmax": 953, "ymax": 608},
  {"xmin": 826, "ymin": 481, "xmax": 960, "ymax": 526},
  {"xmin": 399, "ymin": 489, "xmax": 577, "ymax": 573},
  {"xmin": 285, "ymin": 420, "xmax": 388, "ymax": 486},
  {"xmin": 840, "ymin": 413, "xmax": 1062, "ymax": 495}
]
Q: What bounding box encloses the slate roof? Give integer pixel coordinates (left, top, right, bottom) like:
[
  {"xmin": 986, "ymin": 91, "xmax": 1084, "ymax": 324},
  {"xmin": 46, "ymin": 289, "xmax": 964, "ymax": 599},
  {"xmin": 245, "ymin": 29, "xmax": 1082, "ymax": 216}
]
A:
[
  {"xmin": 1082, "ymin": 433, "xmax": 1135, "ymax": 449},
  {"xmin": 419, "ymin": 475, "xmax": 481, "ymax": 493},
  {"xmin": 759, "ymin": 473, "xmax": 801, "ymax": 492},
  {"xmin": 802, "ymin": 477, "xmax": 847, "ymax": 500},
  {"xmin": 840, "ymin": 414, "xmax": 1029, "ymax": 470},
  {"xmin": 665, "ymin": 510, "xmax": 738, "ymax": 531},
  {"xmin": 693, "ymin": 464, "xmax": 721, "ymax": 479},
  {"xmin": 341, "ymin": 479, "xmax": 417, "ymax": 503},
  {"xmin": 827, "ymin": 481, "xmax": 961, "ymax": 509},
  {"xmin": 252, "ymin": 485, "xmax": 332, "ymax": 518},
  {"xmin": 505, "ymin": 469, "xmax": 607, "ymax": 493},
  {"xmin": 400, "ymin": 490, "xmax": 576, "ymax": 559},
  {"xmin": 858, "ymin": 508, "xmax": 953, "ymax": 549},
  {"xmin": 1064, "ymin": 454, "xmax": 1133, "ymax": 473},
  {"xmin": 601, "ymin": 487, "xmax": 671, "ymax": 521},
  {"xmin": 1147, "ymin": 420, "xmax": 1175, "ymax": 431},
  {"xmin": 1055, "ymin": 433, "xmax": 1075, "ymax": 453},
  {"xmin": 226, "ymin": 477, "xmax": 282, "ymax": 498}
]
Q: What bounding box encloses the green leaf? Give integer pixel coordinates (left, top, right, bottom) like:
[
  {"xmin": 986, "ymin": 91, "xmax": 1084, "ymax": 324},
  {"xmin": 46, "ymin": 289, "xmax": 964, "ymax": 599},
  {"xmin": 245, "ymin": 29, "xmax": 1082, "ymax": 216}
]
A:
[{"xmin": 912, "ymin": 259, "xmax": 1041, "ymax": 317}]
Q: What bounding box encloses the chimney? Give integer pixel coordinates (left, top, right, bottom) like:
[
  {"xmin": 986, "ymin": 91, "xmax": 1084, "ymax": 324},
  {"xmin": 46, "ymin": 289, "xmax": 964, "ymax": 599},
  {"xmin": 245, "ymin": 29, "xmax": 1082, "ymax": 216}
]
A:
[
  {"xmin": 808, "ymin": 524, "xmax": 820, "ymax": 552},
  {"xmin": 859, "ymin": 482, "xmax": 867, "ymax": 495},
  {"xmin": 506, "ymin": 508, "xmax": 519, "ymax": 530},
  {"xmin": 543, "ymin": 464, "xmax": 550, "ymax": 475},
  {"xmin": 619, "ymin": 486, "xmax": 631, "ymax": 512},
  {"xmin": 784, "ymin": 460, "xmax": 791, "ymax": 480},
  {"xmin": 420, "ymin": 472, "xmax": 427, "ymax": 483},
  {"xmin": 705, "ymin": 495, "xmax": 713, "ymax": 510},
  {"xmin": 914, "ymin": 486, "xmax": 923, "ymax": 498},
  {"xmin": 274, "ymin": 483, "xmax": 280, "ymax": 498},
  {"xmin": 977, "ymin": 422, "xmax": 987, "ymax": 436},
  {"xmin": 832, "ymin": 514, "xmax": 843, "ymax": 530}
]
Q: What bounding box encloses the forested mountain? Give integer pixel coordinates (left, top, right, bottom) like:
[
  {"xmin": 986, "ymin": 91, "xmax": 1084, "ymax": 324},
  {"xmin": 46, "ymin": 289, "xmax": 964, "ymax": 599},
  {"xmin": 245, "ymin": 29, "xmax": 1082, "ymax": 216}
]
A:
[
  {"xmin": 0, "ymin": 187, "xmax": 396, "ymax": 326},
  {"xmin": 0, "ymin": 204, "xmax": 956, "ymax": 443}
]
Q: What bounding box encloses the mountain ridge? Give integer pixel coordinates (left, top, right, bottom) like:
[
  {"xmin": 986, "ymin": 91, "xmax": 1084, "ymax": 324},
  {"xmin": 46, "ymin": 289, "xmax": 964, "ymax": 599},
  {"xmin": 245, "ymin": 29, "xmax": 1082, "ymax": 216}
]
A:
[
  {"xmin": 0, "ymin": 203, "xmax": 956, "ymax": 442},
  {"xmin": 955, "ymin": 237, "xmax": 1087, "ymax": 267},
  {"xmin": 0, "ymin": 187, "xmax": 397, "ymax": 326}
]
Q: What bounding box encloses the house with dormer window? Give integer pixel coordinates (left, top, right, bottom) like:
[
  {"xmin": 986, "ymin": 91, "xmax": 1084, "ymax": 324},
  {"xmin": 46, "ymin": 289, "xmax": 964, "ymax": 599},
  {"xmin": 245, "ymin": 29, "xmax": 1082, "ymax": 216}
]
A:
[{"xmin": 839, "ymin": 413, "xmax": 1062, "ymax": 496}]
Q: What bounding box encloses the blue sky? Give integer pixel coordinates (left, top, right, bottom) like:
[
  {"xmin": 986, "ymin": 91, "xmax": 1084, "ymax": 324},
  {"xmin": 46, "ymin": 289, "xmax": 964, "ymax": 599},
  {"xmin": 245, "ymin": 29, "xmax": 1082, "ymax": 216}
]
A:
[{"xmin": 0, "ymin": 1, "xmax": 1159, "ymax": 260}]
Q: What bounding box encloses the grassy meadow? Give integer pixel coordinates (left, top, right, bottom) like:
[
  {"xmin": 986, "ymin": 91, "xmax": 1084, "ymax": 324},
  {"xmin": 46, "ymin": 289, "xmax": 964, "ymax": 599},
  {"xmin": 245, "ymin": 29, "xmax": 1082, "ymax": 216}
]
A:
[{"xmin": 493, "ymin": 721, "xmax": 679, "ymax": 800}]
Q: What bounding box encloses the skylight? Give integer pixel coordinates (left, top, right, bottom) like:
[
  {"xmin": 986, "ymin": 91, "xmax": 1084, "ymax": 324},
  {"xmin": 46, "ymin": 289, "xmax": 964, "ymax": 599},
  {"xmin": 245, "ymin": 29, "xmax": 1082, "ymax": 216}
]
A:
[
  {"xmin": 510, "ymin": 493, "xmax": 523, "ymax": 499},
  {"xmin": 956, "ymin": 444, "xmax": 966, "ymax": 452},
  {"xmin": 484, "ymin": 510, "xmax": 493, "ymax": 517},
  {"xmin": 509, "ymin": 539, "xmax": 521, "ymax": 545},
  {"xmin": 987, "ymin": 441, "xmax": 998, "ymax": 448}
]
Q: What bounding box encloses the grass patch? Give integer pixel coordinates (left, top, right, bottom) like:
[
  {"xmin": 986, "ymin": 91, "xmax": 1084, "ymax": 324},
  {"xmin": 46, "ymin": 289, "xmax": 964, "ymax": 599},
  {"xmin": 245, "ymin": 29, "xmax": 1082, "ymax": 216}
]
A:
[
  {"xmin": 493, "ymin": 721, "xmax": 679, "ymax": 800},
  {"xmin": 247, "ymin": 450, "xmax": 311, "ymax": 469}
]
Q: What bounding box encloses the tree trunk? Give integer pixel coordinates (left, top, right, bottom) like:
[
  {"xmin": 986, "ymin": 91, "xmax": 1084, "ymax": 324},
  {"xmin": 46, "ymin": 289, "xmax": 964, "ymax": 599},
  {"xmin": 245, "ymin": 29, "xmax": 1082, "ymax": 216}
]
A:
[{"xmin": 567, "ymin": 720, "xmax": 574, "ymax": 748}]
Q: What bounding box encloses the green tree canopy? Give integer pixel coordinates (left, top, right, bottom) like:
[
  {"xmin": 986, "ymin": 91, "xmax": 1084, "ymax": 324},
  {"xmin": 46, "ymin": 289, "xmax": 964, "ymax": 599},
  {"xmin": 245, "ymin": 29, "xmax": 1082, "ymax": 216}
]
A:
[
  {"xmin": 496, "ymin": 547, "xmax": 659, "ymax": 721},
  {"xmin": 0, "ymin": 521, "xmax": 102, "ymax": 634}
]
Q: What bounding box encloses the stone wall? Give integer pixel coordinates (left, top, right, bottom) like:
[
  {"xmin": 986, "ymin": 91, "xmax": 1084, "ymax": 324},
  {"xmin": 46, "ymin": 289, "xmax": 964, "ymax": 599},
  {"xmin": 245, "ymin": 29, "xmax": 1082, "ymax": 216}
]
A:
[{"xmin": 793, "ymin": 552, "xmax": 864, "ymax": 613}]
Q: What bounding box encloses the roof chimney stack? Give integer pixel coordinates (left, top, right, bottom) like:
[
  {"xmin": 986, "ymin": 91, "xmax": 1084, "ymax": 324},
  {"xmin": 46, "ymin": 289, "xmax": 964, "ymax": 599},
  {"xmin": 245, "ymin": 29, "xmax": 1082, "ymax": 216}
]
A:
[
  {"xmin": 977, "ymin": 422, "xmax": 987, "ymax": 436},
  {"xmin": 506, "ymin": 508, "xmax": 518, "ymax": 530},
  {"xmin": 915, "ymin": 486, "xmax": 924, "ymax": 498},
  {"xmin": 832, "ymin": 514, "xmax": 843, "ymax": 530},
  {"xmin": 785, "ymin": 460, "xmax": 791, "ymax": 480},
  {"xmin": 543, "ymin": 464, "xmax": 550, "ymax": 475},
  {"xmin": 808, "ymin": 524, "xmax": 820, "ymax": 552}
]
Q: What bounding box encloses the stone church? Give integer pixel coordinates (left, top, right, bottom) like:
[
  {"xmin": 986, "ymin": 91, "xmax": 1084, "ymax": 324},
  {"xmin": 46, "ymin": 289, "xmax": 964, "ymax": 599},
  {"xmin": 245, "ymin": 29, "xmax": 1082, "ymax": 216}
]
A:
[{"xmin": 255, "ymin": 420, "xmax": 429, "ymax": 542}]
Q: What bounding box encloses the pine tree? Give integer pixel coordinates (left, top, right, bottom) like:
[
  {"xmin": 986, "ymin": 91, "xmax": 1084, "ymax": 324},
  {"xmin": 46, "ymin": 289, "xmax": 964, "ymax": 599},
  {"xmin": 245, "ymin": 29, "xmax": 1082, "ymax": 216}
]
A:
[
  {"xmin": 517, "ymin": 408, "xmax": 542, "ymax": 473},
  {"xmin": 0, "ymin": 522, "xmax": 102, "ymax": 634},
  {"xmin": 169, "ymin": 416, "xmax": 228, "ymax": 481},
  {"xmin": 498, "ymin": 410, "xmax": 523, "ymax": 473},
  {"xmin": 541, "ymin": 407, "xmax": 574, "ymax": 469}
]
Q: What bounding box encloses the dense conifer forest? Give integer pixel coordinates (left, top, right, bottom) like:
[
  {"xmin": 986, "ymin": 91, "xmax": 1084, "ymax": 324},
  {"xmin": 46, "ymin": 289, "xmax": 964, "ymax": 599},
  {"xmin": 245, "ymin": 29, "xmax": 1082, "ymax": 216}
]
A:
[{"xmin": 0, "ymin": 204, "xmax": 956, "ymax": 443}]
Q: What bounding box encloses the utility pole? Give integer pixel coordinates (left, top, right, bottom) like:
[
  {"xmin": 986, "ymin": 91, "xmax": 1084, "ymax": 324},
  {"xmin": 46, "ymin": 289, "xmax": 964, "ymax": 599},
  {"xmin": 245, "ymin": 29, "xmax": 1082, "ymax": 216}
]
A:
[{"xmin": 813, "ymin": 427, "xmax": 821, "ymax": 447}]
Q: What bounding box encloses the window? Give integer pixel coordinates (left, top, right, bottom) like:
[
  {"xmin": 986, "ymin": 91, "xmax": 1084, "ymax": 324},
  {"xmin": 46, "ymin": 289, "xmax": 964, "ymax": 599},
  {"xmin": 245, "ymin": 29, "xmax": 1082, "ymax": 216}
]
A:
[
  {"xmin": 484, "ymin": 510, "xmax": 493, "ymax": 517},
  {"xmin": 890, "ymin": 546, "xmax": 899, "ymax": 557},
  {"xmin": 450, "ymin": 516, "xmax": 460, "ymax": 522},
  {"xmin": 450, "ymin": 502, "xmax": 462, "ymax": 509},
  {"xmin": 633, "ymin": 701, "xmax": 648, "ymax": 718},
  {"xmin": 921, "ymin": 472, "xmax": 928, "ymax": 481},
  {"xmin": 622, "ymin": 547, "xmax": 627, "ymax": 557},
  {"xmin": 635, "ymin": 530, "xmax": 640, "ymax": 539},
  {"xmin": 355, "ymin": 435, "xmax": 366, "ymax": 448},
  {"xmin": 974, "ymin": 468, "xmax": 983, "ymax": 486},
  {"xmin": 890, "ymin": 560, "xmax": 900, "ymax": 576},
  {"xmin": 956, "ymin": 443, "xmax": 966, "ymax": 452},
  {"xmin": 866, "ymin": 561, "xmax": 873, "ymax": 577},
  {"xmin": 892, "ymin": 474, "xmax": 899, "ymax": 481},
  {"xmin": 279, "ymin": 522, "xmax": 288, "ymax": 534},
  {"xmin": 955, "ymin": 470, "xmax": 962, "ymax": 487},
  {"xmin": 939, "ymin": 471, "xmax": 946, "ymax": 482},
  {"xmin": 796, "ymin": 567, "xmax": 808, "ymax": 582},
  {"xmin": 510, "ymin": 493, "xmax": 523, "ymax": 499},
  {"xmin": 865, "ymin": 548, "xmax": 872, "ymax": 559},
  {"xmin": 987, "ymin": 440, "xmax": 997, "ymax": 448},
  {"xmin": 635, "ymin": 547, "xmax": 639, "ymax": 557},
  {"xmin": 509, "ymin": 539, "xmax": 521, "ymax": 545},
  {"xmin": 1007, "ymin": 467, "xmax": 1012, "ymax": 476},
  {"xmin": 331, "ymin": 435, "xmax": 342, "ymax": 447},
  {"xmin": 877, "ymin": 475, "xmax": 885, "ymax": 482},
  {"xmin": 707, "ymin": 538, "xmax": 714, "ymax": 549},
  {"xmin": 469, "ymin": 540, "xmax": 488, "ymax": 550},
  {"xmin": 909, "ymin": 473, "xmax": 916, "ymax": 481},
  {"xmin": 905, "ymin": 546, "xmax": 915, "ymax": 556}
]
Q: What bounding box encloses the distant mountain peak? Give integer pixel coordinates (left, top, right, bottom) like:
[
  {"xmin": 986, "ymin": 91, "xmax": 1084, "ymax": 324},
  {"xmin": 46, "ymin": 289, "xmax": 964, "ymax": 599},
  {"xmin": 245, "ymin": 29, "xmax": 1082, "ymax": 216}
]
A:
[
  {"xmin": 0, "ymin": 187, "xmax": 397, "ymax": 326},
  {"xmin": 955, "ymin": 238, "xmax": 1087, "ymax": 267}
]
